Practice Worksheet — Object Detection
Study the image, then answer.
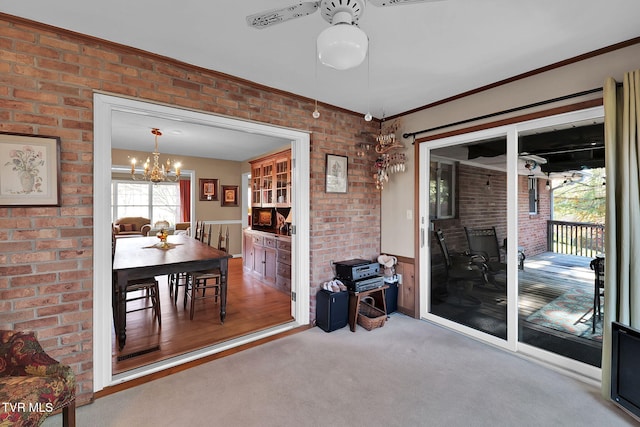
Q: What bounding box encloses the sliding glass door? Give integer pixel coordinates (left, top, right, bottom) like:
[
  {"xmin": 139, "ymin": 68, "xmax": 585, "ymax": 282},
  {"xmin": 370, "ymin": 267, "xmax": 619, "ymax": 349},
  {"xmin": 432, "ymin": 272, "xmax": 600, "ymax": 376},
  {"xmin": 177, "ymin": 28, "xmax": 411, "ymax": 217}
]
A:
[
  {"xmin": 420, "ymin": 107, "xmax": 604, "ymax": 375},
  {"xmin": 422, "ymin": 131, "xmax": 512, "ymax": 348},
  {"xmin": 516, "ymin": 114, "xmax": 605, "ymax": 368}
]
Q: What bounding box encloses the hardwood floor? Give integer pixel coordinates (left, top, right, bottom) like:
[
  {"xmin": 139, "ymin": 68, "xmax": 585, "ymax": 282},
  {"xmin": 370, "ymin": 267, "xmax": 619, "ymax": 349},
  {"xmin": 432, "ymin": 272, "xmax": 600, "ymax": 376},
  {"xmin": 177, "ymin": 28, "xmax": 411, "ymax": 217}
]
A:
[{"xmin": 112, "ymin": 257, "xmax": 293, "ymax": 374}]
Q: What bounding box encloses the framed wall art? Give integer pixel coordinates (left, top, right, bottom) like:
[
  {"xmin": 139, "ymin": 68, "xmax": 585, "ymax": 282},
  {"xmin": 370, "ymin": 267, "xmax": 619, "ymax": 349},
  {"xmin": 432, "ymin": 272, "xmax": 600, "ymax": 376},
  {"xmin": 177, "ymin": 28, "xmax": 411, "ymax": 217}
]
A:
[
  {"xmin": 325, "ymin": 154, "xmax": 348, "ymax": 193},
  {"xmin": 0, "ymin": 132, "xmax": 61, "ymax": 206},
  {"xmin": 221, "ymin": 185, "xmax": 238, "ymax": 207},
  {"xmin": 199, "ymin": 178, "xmax": 218, "ymax": 201}
]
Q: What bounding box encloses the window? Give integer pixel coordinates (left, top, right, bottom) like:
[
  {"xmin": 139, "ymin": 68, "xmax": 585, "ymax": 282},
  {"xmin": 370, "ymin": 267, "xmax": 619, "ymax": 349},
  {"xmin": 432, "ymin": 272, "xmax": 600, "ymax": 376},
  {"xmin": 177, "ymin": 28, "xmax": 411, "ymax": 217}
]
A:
[
  {"xmin": 111, "ymin": 181, "xmax": 180, "ymax": 224},
  {"xmin": 429, "ymin": 159, "xmax": 456, "ymax": 219},
  {"xmin": 528, "ymin": 177, "xmax": 538, "ymax": 214}
]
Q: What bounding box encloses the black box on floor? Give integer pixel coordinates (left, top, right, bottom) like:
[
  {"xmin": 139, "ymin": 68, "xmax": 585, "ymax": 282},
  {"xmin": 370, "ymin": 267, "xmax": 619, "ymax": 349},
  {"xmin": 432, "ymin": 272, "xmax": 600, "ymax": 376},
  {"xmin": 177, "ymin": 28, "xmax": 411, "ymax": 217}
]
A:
[
  {"xmin": 385, "ymin": 280, "xmax": 398, "ymax": 314},
  {"xmin": 316, "ymin": 289, "xmax": 348, "ymax": 332}
]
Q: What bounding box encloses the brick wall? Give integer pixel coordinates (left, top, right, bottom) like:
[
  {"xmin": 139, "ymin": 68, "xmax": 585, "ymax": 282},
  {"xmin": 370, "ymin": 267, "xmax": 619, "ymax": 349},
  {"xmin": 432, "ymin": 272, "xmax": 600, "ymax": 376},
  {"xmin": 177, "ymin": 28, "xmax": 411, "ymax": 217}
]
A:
[
  {"xmin": 518, "ymin": 174, "xmax": 550, "ymax": 257},
  {"xmin": 0, "ymin": 17, "xmax": 380, "ymax": 403}
]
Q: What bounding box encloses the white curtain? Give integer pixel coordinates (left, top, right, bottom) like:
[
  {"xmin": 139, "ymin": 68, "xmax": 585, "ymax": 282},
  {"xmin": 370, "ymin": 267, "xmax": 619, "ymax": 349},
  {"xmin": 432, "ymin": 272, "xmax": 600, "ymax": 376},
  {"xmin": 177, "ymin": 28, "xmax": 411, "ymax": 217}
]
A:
[{"xmin": 601, "ymin": 70, "xmax": 640, "ymax": 398}]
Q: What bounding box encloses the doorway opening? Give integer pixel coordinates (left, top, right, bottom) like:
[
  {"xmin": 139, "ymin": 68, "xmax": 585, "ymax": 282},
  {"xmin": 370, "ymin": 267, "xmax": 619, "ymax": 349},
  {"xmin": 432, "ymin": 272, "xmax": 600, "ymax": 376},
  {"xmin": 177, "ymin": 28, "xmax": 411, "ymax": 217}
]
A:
[{"xmin": 93, "ymin": 93, "xmax": 310, "ymax": 391}]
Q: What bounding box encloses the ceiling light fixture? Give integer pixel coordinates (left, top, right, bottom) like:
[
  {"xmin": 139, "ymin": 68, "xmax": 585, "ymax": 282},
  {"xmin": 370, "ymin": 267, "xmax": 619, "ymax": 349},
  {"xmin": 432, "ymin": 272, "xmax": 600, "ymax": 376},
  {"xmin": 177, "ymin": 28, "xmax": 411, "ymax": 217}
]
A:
[
  {"xmin": 317, "ymin": 11, "xmax": 368, "ymax": 70},
  {"xmin": 312, "ymin": 46, "xmax": 321, "ymax": 119},
  {"xmin": 364, "ymin": 42, "xmax": 372, "ymax": 122},
  {"xmin": 130, "ymin": 128, "xmax": 181, "ymax": 183}
]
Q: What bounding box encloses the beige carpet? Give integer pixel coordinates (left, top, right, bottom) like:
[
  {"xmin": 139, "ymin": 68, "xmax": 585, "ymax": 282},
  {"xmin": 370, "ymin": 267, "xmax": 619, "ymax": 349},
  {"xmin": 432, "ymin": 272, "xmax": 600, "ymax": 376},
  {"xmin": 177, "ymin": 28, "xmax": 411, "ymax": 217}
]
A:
[{"xmin": 44, "ymin": 314, "xmax": 636, "ymax": 426}]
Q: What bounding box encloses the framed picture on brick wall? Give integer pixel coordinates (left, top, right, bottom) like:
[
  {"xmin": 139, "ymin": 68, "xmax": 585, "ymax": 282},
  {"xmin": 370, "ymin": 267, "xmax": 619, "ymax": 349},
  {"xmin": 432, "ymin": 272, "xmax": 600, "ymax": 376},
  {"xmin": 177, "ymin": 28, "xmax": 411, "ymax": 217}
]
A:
[
  {"xmin": 325, "ymin": 154, "xmax": 348, "ymax": 193},
  {"xmin": 0, "ymin": 132, "xmax": 61, "ymax": 206}
]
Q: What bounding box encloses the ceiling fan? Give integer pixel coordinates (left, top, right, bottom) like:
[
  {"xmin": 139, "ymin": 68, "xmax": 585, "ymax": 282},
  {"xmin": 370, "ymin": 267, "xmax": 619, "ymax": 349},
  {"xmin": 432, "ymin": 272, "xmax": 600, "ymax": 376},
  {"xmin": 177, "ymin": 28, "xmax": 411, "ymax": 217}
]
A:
[{"xmin": 247, "ymin": 0, "xmax": 443, "ymax": 70}]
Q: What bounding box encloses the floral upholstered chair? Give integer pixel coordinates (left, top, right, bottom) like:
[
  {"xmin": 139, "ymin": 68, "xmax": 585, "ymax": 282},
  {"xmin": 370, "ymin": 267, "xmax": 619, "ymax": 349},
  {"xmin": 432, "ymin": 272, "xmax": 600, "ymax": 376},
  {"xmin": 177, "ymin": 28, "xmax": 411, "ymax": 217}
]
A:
[{"xmin": 0, "ymin": 330, "xmax": 76, "ymax": 426}]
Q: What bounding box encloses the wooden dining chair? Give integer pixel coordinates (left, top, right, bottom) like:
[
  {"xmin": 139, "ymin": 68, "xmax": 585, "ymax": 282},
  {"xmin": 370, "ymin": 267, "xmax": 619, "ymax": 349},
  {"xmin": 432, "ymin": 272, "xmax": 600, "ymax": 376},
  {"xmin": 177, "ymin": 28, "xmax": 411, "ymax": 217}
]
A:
[
  {"xmin": 122, "ymin": 277, "xmax": 162, "ymax": 327},
  {"xmin": 217, "ymin": 226, "xmax": 229, "ymax": 252},
  {"xmin": 197, "ymin": 221, "xmax": 207, "ymax": 243},
  {"xmin": 112, "ymin": 239, "xmax": 161, "ymax": 327},
  {"xmin": 170, "ymin": 221, "xmax": 206, "ymax": 302},
  {"xmin": 185, "ymin": 225, "xmax": 229, "ymax": 320}
]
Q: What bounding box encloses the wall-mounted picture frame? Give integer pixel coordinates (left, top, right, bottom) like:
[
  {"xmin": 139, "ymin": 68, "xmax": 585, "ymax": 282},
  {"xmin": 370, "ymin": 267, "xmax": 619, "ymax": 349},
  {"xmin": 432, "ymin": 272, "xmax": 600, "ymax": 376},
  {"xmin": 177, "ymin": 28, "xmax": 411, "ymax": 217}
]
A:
[
  {"xmin": 199, "ymin": 178, "xmax": 218, "ymax": 201},
  {"xmin": 325, "ymin": 154, "xmax": 348, "ymax": 193},
  {"xmin": 221, "ymin": 185, "xmax": 239, "ymax": 207},
  {"xmin": 0, "ymin": 132, "xmax": 61, "ymax": 207}
]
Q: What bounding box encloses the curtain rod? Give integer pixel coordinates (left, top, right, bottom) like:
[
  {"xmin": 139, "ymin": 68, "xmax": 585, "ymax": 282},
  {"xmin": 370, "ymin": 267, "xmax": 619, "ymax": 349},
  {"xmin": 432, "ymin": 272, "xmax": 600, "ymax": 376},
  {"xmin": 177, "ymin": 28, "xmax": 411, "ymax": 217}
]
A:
[{"xmin": 403, "ymin": 87, "xmax": 604, "ymax": 143}]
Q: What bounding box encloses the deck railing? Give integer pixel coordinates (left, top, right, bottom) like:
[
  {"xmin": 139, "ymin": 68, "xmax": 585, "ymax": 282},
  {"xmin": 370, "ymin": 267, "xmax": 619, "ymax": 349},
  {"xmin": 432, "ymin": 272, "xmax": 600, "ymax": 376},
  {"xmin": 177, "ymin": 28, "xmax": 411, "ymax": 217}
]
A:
[{"xmin": 547, "ymin": 220, "xmax": 605, "ymax": 257}]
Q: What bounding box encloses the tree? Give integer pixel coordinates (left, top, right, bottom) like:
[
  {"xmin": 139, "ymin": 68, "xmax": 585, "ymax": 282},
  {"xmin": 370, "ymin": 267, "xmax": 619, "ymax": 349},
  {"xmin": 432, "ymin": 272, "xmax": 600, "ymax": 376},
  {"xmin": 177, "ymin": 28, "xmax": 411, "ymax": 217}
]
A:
[{"xmin": 552, "ymin": 168, "xmax": 605, "ymax": 223}]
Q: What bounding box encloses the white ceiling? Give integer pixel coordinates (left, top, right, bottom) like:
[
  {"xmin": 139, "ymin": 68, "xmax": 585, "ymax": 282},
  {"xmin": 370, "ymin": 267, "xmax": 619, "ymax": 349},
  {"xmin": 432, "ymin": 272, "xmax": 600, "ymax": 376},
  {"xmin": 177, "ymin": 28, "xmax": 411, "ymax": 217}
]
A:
[
  {"xmin": 2, "ymin": 0, "xmax": 639, "ymax": 160},
  {"xmin": 110, "ymin": 110, "xmax": 292, "ymax": 162}
]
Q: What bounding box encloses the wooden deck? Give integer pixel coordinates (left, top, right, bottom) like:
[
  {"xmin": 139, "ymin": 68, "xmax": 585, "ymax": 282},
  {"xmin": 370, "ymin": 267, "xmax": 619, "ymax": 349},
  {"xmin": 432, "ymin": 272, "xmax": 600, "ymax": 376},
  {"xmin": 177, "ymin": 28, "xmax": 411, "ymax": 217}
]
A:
[
  {"xmin": 519, "ymin": 252, "xmax": 593, "ymax": 317},
  {"xmin": 430, "ymin": 251, "xmax": 599, "ymax": 342}
]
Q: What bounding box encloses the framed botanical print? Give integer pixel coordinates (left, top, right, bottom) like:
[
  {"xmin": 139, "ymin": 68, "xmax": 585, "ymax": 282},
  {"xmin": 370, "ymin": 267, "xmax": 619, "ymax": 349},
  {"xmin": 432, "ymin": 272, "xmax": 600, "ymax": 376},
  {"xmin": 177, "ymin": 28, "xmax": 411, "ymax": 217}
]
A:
[
  {"xmin": 325, "ymin": 154, "xmax": 348, "ymax": 193},
  {"xmin": 0, "ymin": 132, "xmax": 61, "ymax": 206}
]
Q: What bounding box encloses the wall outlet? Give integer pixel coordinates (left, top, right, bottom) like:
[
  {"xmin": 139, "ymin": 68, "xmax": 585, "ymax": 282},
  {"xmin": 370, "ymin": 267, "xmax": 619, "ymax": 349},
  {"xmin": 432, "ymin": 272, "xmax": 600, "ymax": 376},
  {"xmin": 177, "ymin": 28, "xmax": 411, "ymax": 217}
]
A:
[{"xmin": 397, "ymin": 273, "xmax": 403, "ymax": 285}]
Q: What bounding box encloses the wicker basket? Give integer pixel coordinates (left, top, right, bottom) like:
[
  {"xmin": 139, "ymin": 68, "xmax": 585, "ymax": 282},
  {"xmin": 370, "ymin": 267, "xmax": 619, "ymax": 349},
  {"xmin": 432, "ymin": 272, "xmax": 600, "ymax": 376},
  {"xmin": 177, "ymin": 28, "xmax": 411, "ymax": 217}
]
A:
[{"xmin": 357, "ymin": 296, "xmax": 386, "ymax": 331}]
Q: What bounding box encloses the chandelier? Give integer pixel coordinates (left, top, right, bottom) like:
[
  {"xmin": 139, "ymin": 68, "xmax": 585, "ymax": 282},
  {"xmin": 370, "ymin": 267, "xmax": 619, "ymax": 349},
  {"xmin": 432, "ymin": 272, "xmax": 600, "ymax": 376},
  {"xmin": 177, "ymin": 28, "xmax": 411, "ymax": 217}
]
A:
[{"xmin": 130, "ymin": 128, "xmax": 181, "ymax": 183}]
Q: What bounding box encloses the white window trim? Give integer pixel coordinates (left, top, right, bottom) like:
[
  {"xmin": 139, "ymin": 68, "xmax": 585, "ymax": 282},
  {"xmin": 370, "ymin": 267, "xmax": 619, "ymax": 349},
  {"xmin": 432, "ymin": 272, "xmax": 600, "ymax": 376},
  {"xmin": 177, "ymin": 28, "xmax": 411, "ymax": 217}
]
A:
[{"xmin": 430, "ymin": 157, "xmax": 457, "ymax": 220}]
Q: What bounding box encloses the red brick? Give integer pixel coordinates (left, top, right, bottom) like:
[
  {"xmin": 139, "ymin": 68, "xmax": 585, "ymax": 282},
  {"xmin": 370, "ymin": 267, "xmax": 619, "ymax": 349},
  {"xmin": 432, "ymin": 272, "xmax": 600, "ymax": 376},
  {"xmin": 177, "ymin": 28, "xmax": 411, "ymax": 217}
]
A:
[
  {"xmin": 0, "ymin": 288, "xmax": 36, "ymax": 300},
  {"xmin": 37, "ymin": 302, "xmax": 80, "ymax": 316},
  {"xmin": 14, "ymin": 316, "xmax": 59, "ymax": 330},
  {"xmin": 15, "ymin": 296, "xmax": 61, "ymax": 310}
]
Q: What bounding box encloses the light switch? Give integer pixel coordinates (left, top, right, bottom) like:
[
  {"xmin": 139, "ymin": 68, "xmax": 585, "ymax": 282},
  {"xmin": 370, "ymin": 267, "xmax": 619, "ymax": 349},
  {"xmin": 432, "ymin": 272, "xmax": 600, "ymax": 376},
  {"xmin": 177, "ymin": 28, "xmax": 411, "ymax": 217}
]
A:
[{"xmin": 406, "ymin": 209, "xmax": 413, "ymax": 220}]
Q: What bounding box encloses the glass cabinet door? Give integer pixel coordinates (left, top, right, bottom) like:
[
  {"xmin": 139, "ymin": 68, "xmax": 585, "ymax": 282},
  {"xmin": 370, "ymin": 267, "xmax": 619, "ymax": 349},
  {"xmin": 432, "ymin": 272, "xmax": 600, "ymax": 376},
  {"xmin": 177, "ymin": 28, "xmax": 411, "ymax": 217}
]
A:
[
  {"xmin": 251, "ymin": 164, "xmax": 262, "ymax": 206},
  {"xmin": 261, "ymin": 161, "xmax": 274, "ymax": 206},
  {"xmin": 275, "ymin": 157, "xmax": 290, "ymax": 206}
]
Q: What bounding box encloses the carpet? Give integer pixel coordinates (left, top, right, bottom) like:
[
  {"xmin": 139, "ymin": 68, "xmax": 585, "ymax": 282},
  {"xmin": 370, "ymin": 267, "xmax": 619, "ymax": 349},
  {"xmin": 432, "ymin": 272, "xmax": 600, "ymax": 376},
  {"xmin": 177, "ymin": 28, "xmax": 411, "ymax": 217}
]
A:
[
  {"xmin": 43, "ymin": 313, "xmax": 634, "ymax": 427},
  {"xmin": 525, "ymin": 286, "xmax": 602, "ymax": 341}
]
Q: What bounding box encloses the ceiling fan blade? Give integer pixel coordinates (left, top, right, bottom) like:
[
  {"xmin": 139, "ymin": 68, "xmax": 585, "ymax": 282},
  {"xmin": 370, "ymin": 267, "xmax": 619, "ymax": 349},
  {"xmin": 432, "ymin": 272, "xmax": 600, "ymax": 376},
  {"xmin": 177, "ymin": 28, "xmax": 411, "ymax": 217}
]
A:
[
  {"xmin": 369, "ymin": 0, "xmax": 444, "ymax": 7},
  {"xmin": 246, "ymin": 2, "xmax": 320, "ymax": 29}
]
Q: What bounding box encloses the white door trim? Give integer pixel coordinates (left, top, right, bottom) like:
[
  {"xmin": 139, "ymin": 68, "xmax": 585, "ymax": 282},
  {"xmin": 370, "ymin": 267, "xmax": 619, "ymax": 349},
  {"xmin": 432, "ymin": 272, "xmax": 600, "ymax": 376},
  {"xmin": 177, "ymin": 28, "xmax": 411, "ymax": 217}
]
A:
[{"xmin": 93, "ymin": 93, "xmax": 310, "ymax": 391}]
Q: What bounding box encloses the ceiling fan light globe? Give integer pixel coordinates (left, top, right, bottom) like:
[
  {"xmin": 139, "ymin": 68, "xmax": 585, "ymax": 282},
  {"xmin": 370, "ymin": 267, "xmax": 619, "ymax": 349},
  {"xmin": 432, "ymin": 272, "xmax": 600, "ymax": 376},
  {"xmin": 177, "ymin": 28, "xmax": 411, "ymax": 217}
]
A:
[{"xmin": 317, "ymin": 24, "xmax": 368, "ymax": 70}]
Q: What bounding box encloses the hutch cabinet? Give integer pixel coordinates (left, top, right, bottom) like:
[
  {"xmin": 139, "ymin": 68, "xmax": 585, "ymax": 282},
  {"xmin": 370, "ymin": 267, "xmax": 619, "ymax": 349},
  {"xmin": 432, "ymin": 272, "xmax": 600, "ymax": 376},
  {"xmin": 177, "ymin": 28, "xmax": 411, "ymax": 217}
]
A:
[
  {"xmin": 250, "ymin": 149, "xmax": 291, "ymax": 207},
  {"xmin": 243, "ymin": 229, "xmax": 291, "ymax": 293}
]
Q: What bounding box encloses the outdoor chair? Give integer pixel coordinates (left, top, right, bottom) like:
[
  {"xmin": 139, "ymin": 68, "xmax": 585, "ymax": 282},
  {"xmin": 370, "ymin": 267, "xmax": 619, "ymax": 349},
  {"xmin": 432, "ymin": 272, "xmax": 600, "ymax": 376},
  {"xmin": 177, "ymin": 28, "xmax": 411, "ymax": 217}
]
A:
[
  {"xmin": 590, "ymin": 255, "xmax": 605, "ymax": 333},
  {"xmin": 464, "ymin": 226, "xmax": 508, "ymax": 286},
  {"xmin": 434, "ymin": 229, "xmax": 486, "ymax": 306}
]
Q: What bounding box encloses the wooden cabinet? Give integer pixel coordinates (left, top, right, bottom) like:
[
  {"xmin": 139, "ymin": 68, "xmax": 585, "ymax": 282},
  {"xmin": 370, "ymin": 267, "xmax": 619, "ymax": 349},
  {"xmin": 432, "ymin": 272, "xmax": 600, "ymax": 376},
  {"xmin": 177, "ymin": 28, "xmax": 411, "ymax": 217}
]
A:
[
  {"xmin": 250, "ymin": 150, "xmax": 291, "ymax": 207},
  {"xmin": 243, "ymin": 229, "xmax": 291, "ymax": 293},
  {"xmin": 276, "ymin": 237, "xmax": 291, "ymax": 292},
  {"xmin": 243, "ymin": 231, "xmax": 255, "ymax": 272},
  {"xmin": 396, "ymin": 260, "xmax": 416, "ymax": 317}
]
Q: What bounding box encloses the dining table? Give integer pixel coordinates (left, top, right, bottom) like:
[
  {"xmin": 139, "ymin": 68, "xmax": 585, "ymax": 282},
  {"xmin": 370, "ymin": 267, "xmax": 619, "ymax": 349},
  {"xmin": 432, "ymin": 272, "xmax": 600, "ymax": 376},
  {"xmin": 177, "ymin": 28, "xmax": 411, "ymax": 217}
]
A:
[{"xmin": 112, "ymin": 234, "xmax": 231, "ymax": 350}]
